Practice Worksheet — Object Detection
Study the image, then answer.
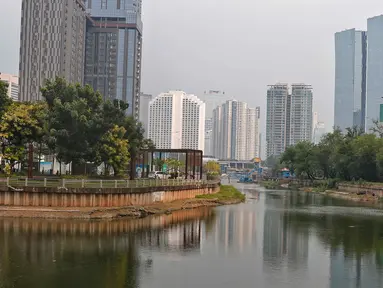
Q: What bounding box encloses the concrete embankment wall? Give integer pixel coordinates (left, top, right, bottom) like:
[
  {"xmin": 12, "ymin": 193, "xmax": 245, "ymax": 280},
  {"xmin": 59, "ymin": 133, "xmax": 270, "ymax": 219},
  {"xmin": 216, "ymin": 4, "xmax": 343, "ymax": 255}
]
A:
[
  {"xmin": 338, "ymin": 184, "xmax": 383, "ymax": 197},
  {"xmin": 0, "ymin": 184, "xmax": 220, "ymax": 207}
]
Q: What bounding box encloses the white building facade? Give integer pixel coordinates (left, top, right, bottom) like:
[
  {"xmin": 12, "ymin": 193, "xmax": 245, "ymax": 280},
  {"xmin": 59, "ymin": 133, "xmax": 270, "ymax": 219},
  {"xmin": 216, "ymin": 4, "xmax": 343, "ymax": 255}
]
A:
[
  {"xmin": 139, "ymin": 93, "xmax": 152, "ymax": 138},
  {"xmin": 266, "ymin": 84, "xmax": 289, "ymax": 158},
  {"xmin": 289, "ymin": 84, "xmax": 313, "ymax": 146},
  {"xmin": 212, "ymin": 100, "xmax": 259, "ymax": 161},
  {"xmin": 148, "ymin": 91, "xmax": 205, "ymax": 151},
  {"xmin": 266, "ymin": 84, "xmax": 313, "ymax": 158},
  {"xmin": 0, "ymin": 73, "xmax": 19, "ymax": 101}
]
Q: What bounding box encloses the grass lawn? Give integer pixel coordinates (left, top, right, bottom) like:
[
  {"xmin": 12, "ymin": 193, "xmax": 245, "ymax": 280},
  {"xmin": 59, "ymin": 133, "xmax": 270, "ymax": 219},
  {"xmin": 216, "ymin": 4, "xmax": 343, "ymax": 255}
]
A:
[{"xmin": 196, "ymin": 185, "xmax": 245, "ymax": 202}]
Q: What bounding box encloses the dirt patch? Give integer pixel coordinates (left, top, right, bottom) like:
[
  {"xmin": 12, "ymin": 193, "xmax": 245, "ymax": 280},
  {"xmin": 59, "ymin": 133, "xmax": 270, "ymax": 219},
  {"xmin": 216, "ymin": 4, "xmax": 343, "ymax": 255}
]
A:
[
  {"xmin": 325, "ymin": 190, "xmax": 380, "ymax": 203},
  {"xmin": 0, "ymin": 198, "xmax": 243, "ymax": 220}
]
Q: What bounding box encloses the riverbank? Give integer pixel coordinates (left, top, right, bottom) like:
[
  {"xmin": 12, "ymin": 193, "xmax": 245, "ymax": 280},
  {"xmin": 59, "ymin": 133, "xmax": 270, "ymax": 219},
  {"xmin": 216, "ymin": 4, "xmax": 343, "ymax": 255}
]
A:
[
  {"xmin": 0, "ymin": 185, "xmax": 245, "ymax": 219},
  {"xmin": 299, "ymin": 186, "xmax": 382, "ymax": 203},
  {"xmin": 323, "ymin": 190, "xmax": 381, "ymax": 203}
]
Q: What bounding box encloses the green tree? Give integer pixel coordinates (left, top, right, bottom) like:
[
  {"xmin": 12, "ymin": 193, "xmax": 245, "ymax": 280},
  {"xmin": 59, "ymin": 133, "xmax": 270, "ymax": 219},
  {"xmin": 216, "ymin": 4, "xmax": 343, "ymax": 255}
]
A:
[
  {"xmin": 95, "ymin": 126, "xmax": 130, "ymax": 176},
  {"xmin": 316, "ymin": 129, "xmax": 343, "ymax": 179},
  {"xmin": 0, "ymin": 102, "xmax": 46, "ymax": 169},
  {"xmin": 153, "ymin": 158, "xmax": 165, "ymax": 171},
  {"xmin": 281, "ymin": 141, "xmax": 318, "ymax": 180},
  {"xmin": 204, "ymin": 161, "xmax": 220, "ymax": 175},
  {"xmin": 370, "ymin": 119, "xmax": 383, "ymax": 138},
  {"xmin": 41, "ymin": 78, "xmax": 104, "ymax": 166},
  {"xmin": 0, "ymin": 80, "xmax": 12, "ymax": 120}
]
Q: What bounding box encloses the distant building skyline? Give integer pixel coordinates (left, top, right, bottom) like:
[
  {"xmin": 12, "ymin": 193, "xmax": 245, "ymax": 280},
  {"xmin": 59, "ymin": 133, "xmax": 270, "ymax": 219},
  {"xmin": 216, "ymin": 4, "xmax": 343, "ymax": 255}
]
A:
[
  {"xmin": 148, "ymin": 91, "xmax": 205, "ymax": 151},
  {"xmin": 0, "ymin": 73, "xmax": 19, "ymax": 101},
  {"xmin": 19, "ymin": 0, "xmax": 86, "ymax": 102},
  {"xmin": 334, "ymin": 28, "xmax": 367, "ymax": 131}
]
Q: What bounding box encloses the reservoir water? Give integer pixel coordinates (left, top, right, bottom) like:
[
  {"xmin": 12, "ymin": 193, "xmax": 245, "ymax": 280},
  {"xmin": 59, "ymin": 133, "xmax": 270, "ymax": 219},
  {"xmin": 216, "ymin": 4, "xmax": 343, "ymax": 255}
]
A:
[{"xmin": 0, "ymin": 185, "xmax": 382, "ymax": 288}]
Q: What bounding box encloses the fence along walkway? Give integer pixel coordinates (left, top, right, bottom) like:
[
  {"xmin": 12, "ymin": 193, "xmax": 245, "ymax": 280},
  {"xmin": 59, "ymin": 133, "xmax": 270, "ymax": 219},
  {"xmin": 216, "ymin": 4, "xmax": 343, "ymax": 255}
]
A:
[{"xmin": 0, "ymin": 178, "xmax": 218, "ymax": 189}]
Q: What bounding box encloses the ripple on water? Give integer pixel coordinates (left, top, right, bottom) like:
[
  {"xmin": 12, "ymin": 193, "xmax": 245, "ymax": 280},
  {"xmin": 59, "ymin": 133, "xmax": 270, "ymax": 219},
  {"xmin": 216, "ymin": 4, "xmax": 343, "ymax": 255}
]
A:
[{"xmin": 269, "ymin": 205, "xmax": 383, "ymax": 218}]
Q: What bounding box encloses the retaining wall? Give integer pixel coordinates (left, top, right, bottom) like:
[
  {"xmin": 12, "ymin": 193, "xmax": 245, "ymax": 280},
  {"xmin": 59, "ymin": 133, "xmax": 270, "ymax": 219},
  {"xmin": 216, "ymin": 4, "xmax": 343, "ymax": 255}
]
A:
[
  {"xmin": 337, "ymin": 184, "xmax": 383, "ymax": 197},
  {"xmin": 0, "ymin": 184, "xmax": 220, "ymax": 207}
]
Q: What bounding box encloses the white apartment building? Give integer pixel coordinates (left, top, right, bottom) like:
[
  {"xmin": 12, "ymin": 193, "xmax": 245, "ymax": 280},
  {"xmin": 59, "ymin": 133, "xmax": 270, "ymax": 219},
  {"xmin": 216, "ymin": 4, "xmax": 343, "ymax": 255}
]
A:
[
  {"xmin": 212, "ymin": 100, "xmax": 259, "ymax": 161},
  {"xmin": 246, "ymin": 107, "xmax": 260, "ymax": 160},
  {"xmin": 266, "ymin": 83, "xmax": 313, "ymax": 158},
  {"xmin": 148, "ymin": 91, "xmax": 205, "ymax": 151},
  {"xmin": 0, "ymin": 73, "xmax": 19, "ymax": 101},
  {"xmin": 289, "ymin": 84, "xmax": 313, "ymax": 146},
  {"xmin": 139, "ymin": 93, "xmax": 152, "ymax": 138}
]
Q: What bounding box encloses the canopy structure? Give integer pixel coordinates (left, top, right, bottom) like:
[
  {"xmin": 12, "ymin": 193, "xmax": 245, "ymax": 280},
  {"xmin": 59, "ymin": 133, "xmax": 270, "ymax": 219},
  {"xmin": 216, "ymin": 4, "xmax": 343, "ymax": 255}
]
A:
[{"xmin": 132, "ymin": 149, "xmax": 203, "ymax": 180}]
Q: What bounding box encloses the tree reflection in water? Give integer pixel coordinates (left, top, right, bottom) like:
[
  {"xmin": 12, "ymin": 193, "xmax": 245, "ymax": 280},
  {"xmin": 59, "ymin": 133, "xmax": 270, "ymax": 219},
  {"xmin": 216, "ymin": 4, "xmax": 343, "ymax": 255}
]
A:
[{"xmin": 0, "ymin": 208, "xmax": 216, "ymax": 288}]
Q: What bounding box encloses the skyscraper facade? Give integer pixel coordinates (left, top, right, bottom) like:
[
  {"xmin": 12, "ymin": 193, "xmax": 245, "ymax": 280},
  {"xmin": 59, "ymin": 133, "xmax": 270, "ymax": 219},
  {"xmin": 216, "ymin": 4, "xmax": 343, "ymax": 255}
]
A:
[
  {"xmin": 84, "ymin": 0, "xmax": 143, "ymax": 119},
  {"xmin": 289, "ymin": 84, "xmax": 313, "ymax": 146},
  {"xmin": 148, "ymin": 91, "xmax": 205, "ymax": 151},
  {"xmin": 19, "ymin": 0, "xmax": 86, "ymax": 102},
  {"xmin": 212, "ymin": 100, "xmax": 259, "ymax": 160},
  {"xmin": 0, "ymin": 73, "xmax": 19, "ymax": 101},
  {"xmin": 366, "ymin": 15, "xmax": 383, "ymax": 131},
  {"xmin": 334, "ymin": 29, "xmax": 367, "ymax": 131},
  {"xmin": 266, "ymin": 84, "xmax": 289, "ymax": 158}
]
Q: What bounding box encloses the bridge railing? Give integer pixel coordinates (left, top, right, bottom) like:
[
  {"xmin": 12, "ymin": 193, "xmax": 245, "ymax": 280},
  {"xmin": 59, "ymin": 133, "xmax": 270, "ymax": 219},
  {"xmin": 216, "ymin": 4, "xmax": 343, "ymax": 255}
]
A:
[{"xmin": 0, "ymin": 178, "xmax": 220, "ymax": 189}]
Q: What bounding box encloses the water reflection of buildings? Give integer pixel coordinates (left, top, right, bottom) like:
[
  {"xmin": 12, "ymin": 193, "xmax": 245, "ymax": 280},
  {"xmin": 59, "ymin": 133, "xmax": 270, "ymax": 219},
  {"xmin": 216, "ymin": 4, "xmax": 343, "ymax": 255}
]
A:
[
  {"xmin": 330, "ymin": 248, "xmax": 383, "ymax": 288},
  {"xmin": 262, "ymin": 192, "xmax": 309, "ymax": 271},
  {"xmin": 206, "ymin": 208, "xmax": 257, "ymax": 254}
]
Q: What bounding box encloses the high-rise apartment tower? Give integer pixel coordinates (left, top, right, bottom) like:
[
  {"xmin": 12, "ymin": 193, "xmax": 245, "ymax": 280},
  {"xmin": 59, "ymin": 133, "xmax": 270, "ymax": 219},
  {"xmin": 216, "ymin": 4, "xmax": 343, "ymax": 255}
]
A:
[
  {"xmin": 84, "ymin": 0, "xmax": 143, "ymax": 119},
  {"xmin": 19, "ymin": 0, "xmax": 86, "ymax": 101}
]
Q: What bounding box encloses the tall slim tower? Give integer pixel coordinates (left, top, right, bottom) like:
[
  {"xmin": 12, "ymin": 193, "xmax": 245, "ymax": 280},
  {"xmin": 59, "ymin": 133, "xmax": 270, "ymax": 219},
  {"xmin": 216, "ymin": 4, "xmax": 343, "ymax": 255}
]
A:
[
  {"xmin": 289, "ymin": 84, "xmax": 313, "ymax": 146},
  {"xmin": 266, "ymin": 84, "xmax": 289, "ymax": 158},
  {"xmin": 84, "ymin": 0, "xmax": 143, "ymax": 119},
  {"xmin": 334, "ymin": 29, "xmax": 367, "ymax": 131},
  {"xmin": 139, "ymin": 93, "xmax": 152, "ymax": 138},
  {"xmin": 366, "ymin": 15, "xmax": 383, "ymax": 131},
  {"xmin": 19, "ymin": 0, "xmax": 86, "ymax": 101}
]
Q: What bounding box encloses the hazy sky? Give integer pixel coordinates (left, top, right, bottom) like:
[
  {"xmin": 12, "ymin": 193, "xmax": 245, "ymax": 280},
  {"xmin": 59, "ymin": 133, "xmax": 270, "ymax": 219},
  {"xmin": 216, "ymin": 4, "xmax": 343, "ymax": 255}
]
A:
[{"xmin": 2, "ymin": 0, "xmax": 383, "ymax": 136}]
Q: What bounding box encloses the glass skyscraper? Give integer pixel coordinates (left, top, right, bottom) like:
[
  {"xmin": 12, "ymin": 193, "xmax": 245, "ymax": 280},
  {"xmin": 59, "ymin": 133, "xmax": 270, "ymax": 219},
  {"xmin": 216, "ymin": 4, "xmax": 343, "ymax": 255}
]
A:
[
  {"xmin": 366, "ymin": 15, "xmax": 383, "ymax": 131},
  {"xmin": 83, "ymin": 0, "xmax": 143, "ymax": 119},
  {"xmin": 334, "ymin": 29, "xmax": 367, "ymax": 131}
]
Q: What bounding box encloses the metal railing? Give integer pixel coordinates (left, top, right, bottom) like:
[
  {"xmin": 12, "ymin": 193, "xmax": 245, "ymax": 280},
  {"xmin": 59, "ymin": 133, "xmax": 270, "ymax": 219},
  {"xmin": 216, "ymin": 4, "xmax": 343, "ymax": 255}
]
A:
[{"xmin": 0, "ymin": 178, "xmax": 219, "ymax": 189}]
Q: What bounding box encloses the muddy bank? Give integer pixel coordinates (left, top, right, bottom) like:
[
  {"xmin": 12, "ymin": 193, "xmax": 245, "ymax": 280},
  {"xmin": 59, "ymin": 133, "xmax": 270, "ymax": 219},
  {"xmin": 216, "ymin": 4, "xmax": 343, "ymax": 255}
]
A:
[
  {"xmin": 0, "ymin": 197, "xmax": 243, "ymax": 220},
  {"xmin": 322, "ymin": 190, "xmax": 381, "ymax": 203}
]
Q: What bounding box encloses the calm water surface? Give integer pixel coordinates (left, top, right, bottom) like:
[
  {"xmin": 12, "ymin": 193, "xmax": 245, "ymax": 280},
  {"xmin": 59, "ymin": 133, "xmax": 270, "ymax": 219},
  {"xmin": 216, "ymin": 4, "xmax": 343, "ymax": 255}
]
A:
[{"xmin": 1, "ymin": 185, "xmax": 383, "ymax": 288}]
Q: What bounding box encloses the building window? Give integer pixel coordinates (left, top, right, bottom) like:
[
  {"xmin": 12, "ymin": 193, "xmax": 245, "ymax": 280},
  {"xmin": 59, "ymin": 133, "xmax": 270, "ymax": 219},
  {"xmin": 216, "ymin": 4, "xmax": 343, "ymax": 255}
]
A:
[{"xmin": 101, "ymin": 0, "xmax": 107, "ymax": 9}]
